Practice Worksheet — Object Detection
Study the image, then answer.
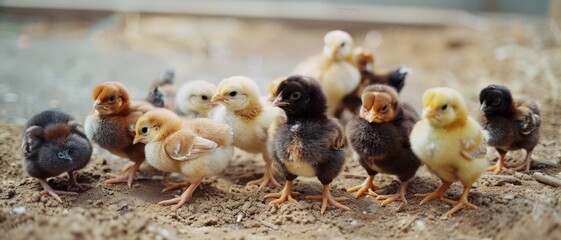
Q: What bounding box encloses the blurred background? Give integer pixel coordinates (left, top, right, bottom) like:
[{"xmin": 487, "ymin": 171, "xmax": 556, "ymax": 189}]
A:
[{"xmin": 0, "ymin": 0, "xmax": 559, "ymax": 123}]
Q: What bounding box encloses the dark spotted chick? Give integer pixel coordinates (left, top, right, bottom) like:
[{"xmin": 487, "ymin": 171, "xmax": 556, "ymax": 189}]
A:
[
  {"xmin": 346, "ymin": 84, "xmax": 421, "ymax": 206},
  {"xmin": 22, "ymin": 110, "xmax": 92, "ymax": 202},
  {"xmin": 264, "ymin": 75, "xmax": 350, "ymax": 215},
  {"xmin": 478, "ymin": 85, "xmax": 541, "ymax": 173}
]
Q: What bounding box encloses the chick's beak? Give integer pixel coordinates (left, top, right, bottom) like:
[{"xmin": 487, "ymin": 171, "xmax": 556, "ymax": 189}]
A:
[
  {"xmin": 133, "ymin": 135, "xmax": 144, "ymax": 144},
  {"xmin": 365, "ymin": 111, "xmax": 378, "ymax": 123},
  {"xmin": 272, "ymin": 93, "xmax": 289, "ymax": 107},
  {"xmin": 480, "ymin": 102, "xmax": 487, "ymax": 111},
  {"xmin": 423, "ymin": 107, "xmax": 437, "ymax": 118},
  {"xmin": 57, "ymin": 150, "xmax": 72, "ymax": 161},
  {"xmin": 211, "ymin": 94, "xmax": 225, "ymax": 103}
]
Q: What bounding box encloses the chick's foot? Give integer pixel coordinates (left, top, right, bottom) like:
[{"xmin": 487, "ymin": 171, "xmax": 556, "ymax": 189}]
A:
[
  {"xmin": 305, "ymin": 184, "xmax": 350, "ymax": 215},
  {"xmin": 347, "ymin": 175, "xmax": 380, "ymax": 198},
  {"xmin": 38, "ymin": 178, "xmax": 78, "ymax": 203},
  {"xmin": 161, "ymin": 181, "xmax": 190, "ymax": 193},
  {"xmin": 442, "ymin": 185, "xmax": 478, "ymax": 217},
  {"xmin": 104, "ymin": 161, "xmax": 142, "ymax": 188},
  {"xmin": 247, "ymin": 163, "xmax": 280, "ymax": 191},
  {"xmin": 159, "ymin": 178, "xmax": 202, "ymax": 210},
  {"xmin": 68, "ymin": 171, "xmax": 92, "ymax": 191},
  {"xmin": 415, "ymin": 181, "xmax": 452, "ymax": 205},
  {"xmin": 514, "ymin": 149, "xmax": 533, "ymax": 172},
  {"xmin": 486, "ymin": 155, "xmax": 506, "ymax": 174},
  {"xmin": 376, "ymin": 181, "xmax": 409, "ymax": 206},
  {"xmin": 264, "ymin": 180, "xmax": 300, "ymax": 205}
]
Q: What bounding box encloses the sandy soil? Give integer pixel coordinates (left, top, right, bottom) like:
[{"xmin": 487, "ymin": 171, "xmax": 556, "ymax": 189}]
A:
[{"xmin": 1, "ymin": 12, "xmax": 560, "ymax": 240}]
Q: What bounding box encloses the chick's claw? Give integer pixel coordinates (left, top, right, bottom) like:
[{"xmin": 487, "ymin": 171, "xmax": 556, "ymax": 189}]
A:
[
  {"xmin": 443, "ymin": 186, "xmax": 478, "ymax": 217},
  {"xmin": 347, "ymin": 175, "xmax": 380, "ymax": 198},
  {"xmin": 265, "ymin": 180, "xmax": 299, "ymax": 205},
  {"xmin": 305, "ymin": 185, "xmax": 350, "ymax": 215},
  {"xmin": 159, "ymin": 178, "xmax": 202, "ymax": 210},
  {"xmin": 39, "ymin": 179, "xmax": 77, "ymax": 203},
  {"xmin": 104, "ymin": 161, "xmax": 142, "ymax": 188},
  {"xmin": 161, "ymin": 181, "xmax": 190, "ymax": 193},
  {"xmin": 247, "ymin": 164, "xmax": 280, "ymax": 190},
  {"xmin": 415, "ymin": 181, "xmax": 452, "ymax": 205}
]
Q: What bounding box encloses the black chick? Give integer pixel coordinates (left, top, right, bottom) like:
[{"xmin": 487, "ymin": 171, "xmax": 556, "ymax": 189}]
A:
[
  {"xmin": 264, "ymin": 75, "xmax": 350, "ymax": 215},
  {"xmin": 22, "ymin": 110, "xmax": 92, "ymax": 202},
  {"xmin": 335, "ymin": 47, "xmax": 409, "ymax": 118},
  {"xmin": 146, "ymin": 68, "xmax": 175, "ymax": 109},
  {"xmin": 345, "ymin": 84, "xmax": 421, "ymax": 206},
  {"xmin": 478, "ymin": 85, "xmax": 541, "ymax": 173}
]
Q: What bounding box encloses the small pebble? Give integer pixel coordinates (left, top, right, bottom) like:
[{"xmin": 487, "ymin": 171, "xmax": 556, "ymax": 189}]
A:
[
  {"xmin": 504, "ymin": 194, "xmax": 515, "ymax": 200},
  {"xmin": 12, "ymin": 206, "xmax": 26, "ymax": 214},
  {"xmin": 31, "ymin": 192, "xmax": 41, "ymax": 202},
  {"xmin": 350, "ymin": 219, "xmax": 358, "ymax": 226}
]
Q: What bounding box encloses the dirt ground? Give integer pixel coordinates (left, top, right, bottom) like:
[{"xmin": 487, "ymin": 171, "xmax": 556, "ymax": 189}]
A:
[{"xmin": 1, "ymin": 12, "xmax": 561, "ymax": 240}]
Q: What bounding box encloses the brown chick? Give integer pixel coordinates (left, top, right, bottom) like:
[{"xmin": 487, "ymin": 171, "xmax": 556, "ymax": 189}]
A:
[
  {"xmin": 265, "ymin": 75, "xmax": 350, "ymax": 215},
  {"xmin": 294, "ymin": 30, "xmax": 360, "ymax": 117},
  {"xmin": 345, "ymin": 85, "xmax": 421, "ymax": 206},
  {"xmin": 335, "ymin": 47, "xmax": 410, "ymax": 117},
  {"xmin": 145, "ymin": 69, "xmax": 176, "ymax": 110},
  {"xmin": 133, "ymin": 109, "xmax": 233, "ymax": 209},
  {"xmin": 22, "ymin": 110, "xmax": 92, "ymax": 202},
  {"xmin": 85, "ymin": 82, "xmax": 154, "ymax": 187},
  {"xmin": 478, "ymin": 85, "xmax": 541, "ymax": 173}
]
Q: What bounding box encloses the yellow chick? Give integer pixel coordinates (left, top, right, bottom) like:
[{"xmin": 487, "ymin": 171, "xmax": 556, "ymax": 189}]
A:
[
  {"xmin": 174, "ymin": 80, "xmax": 218, "ymax": 118},
  {"xmin": 410, "ymin": 87, "xmax": 488, "ymax": 217},
  {"xmin": 294, "ymin": 30, "xmax": 360, "ymax": 117},
  {"xmin": 133, "ymin": 108, "xmax": 234, "ymax": 209},
  {"xmin": 211, "ymin": 76, "xmax": 284, "ymax": 190}
]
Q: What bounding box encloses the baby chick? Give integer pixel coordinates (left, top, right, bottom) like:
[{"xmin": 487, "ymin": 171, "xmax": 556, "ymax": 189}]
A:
[
  {"xmin": 211, "ymin": 76, "xmax": 284, "ymax": 190},
  {"xmin": 175, "ymin": 80, "xmax": 218, "ymax": 118},
  {"xmin": 336, "ymin": 47, "xmax": 410, "ymax": 117},
  {"xmin": 22, "ymin": 110, "xmax": 92, "ymax": 202},
  {"xmin": 133, "ymin": 108, "xmax": 233, "ymax": 209},
  {"xmin": 265, "ymin": 75, "xmax": 350, "ymax": 215},
  {"xmin": 478, "ymin": 85, "xmax": 541, "ymax": 173},
  {"xmin": 85, "ymin": 82, "xmax": 154, "ymax": 187},
  {"xmin": 410, "ymin": 87, "xmax": 488, "ymax": 217},
  {"xmin": 146, "ymin": 69, "xmax": 176, "ymax": 109},
  {"xmin": 346, "ymin": 85, "xmax": 421, "ymax": 206},
  {"xmin": 294, "ymin": 30, "xmax": 360, "ymax": 117}
]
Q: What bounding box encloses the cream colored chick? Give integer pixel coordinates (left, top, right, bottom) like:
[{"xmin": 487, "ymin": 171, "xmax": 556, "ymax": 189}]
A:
[
  {"xmin": 211, "ymin": 76, "xmax": 284, "ymax": 190},
  {"xmin": 174, "ymin": 80, "xmax": 218, "ymax": 118},
  {"xmin": 410, "ymin": 87, "xmax": 487, "ymax": 217},
  {"xmin": 294, "ymin": 30, "xmax": 360, "ymax": 117},
  {"xmin": 133, "ymin": 108, "xmax": 233, "ymax": 209}
]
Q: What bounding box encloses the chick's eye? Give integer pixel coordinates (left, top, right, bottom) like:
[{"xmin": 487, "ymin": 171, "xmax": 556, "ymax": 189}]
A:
[
  {"xmin": 340, "ymin": 42, "xmax": 346, "ymax": 47},
  {"xmin": 229, "ymin": 91, "xmax": 237, "ymax": 97},
  {"xmin": 141, "ymin": 127, "xmax": 148, "ymax": 134},
  {"xmin": 109, "ymin": 96, "xmax": 116, "ymax": 102},
  {"xmin": 201, "ymin": 95, "xmax": 208, "ymax": 101},
  {"xmin": 492, "ymin": 98, "xmax": 501, "ymax": 105},
  {"xmin": 441, "ymin": 104, "xmax": 448, "ymax": 111},
  {"xmin": 290, "ymin": 92, "xmax": 301, "ymax": 100},
  {"xmin": 381, "ymin": 105, "xmax": 389, "ymax": 112}
]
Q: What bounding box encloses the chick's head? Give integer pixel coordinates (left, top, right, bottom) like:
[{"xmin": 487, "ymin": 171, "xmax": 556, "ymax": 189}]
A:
[
  {"xmin": 353, "ymin": 47, "xmax": 374, "ymax": 72},
  {"xmin": 479, "ymin": 85, "xmax": 512, "ymax": 115},
  {"xmin": 421, "ymin": 87, "xmax": 467, "ymax": 128},
  {"xmin": 273, "ymin": 75, "xmax": 326, "ymax": 119},
  {"xmin": 134, "ymin": 109, "xmax": 181, "ymax": 144},
  {"xmin": 175, "ymin": 80, "xmax": 217, "ymax": 115},
  {"xmin": 211, "ymin": 76, "xmax": 260, "ymax": 111},
  {"xmin": 323, "ymin": 30, "xmax": 354, "ymax": 60},
  {"xmin": 92, "ymin": 82, "xmax": 131, "ymax": 115},
  {"xmin": 359, "ymin": 84, "xmax": 399, "ymax": 123}
]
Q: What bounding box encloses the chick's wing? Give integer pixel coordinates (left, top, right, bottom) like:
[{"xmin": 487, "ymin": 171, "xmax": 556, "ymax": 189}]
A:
[
  {"xmin": 22, "ymin": 126, "xmax": 44, "ymax": 157},
  {"xmin": 460, "ymin": 130, "xmax": 487, "ymax": 160},
  {"xmin": 516, "ymin": 106, "xmax": 541, "ymax": 135},
  {"xmin": 328, "ymin": 118, "xmax": 346, "ymax": 150},
  {"xmin": 165, "ymin": 130, "xmax": 218, "ymax": 161},
  {"xmin": 186, "ymin": 119, "xmax": 232, "ymax": 147}
]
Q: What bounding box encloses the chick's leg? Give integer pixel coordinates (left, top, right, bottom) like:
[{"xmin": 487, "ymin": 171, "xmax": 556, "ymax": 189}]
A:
[
  {"xmin": 247, "ymin": 161, "xmax": 280, "ymax": 191},
  {"xmin": 487, "ymin": 149, "xmax": 507, "ymax": 174},
  {"xmin": 415, "ymin": 181, "xmax": 452, "ymax": 205},
  {"xmin": 442, "ymin": 185, "xmax": 478, "ymax": 217},
  {"xmin": 305, "ymin": 184, "xmax": 350, "ymax": 215},
  {"xmin": 161, "ymin": 180, "xmax": 190, "ymax": 193},
  {"xmin": 514, "ymin": 148, "xmax": 534, "ymax": 172},
  {"xmin": 376, "ymin": 180, "xmax": 410, "ymax": 206},
  {"xmin": 159, "ymin": 177, "xmax": 202, "ymax": 210},
  {"xmin": 67, "ymin": 171, "xmax": 92, "ymax": 191},
  {"xmin": 104, "ymin": 160, "xmax": 142, "ymax": 188},
  {"xmin": 264, "ymin": 180, "xmax": 300, "ymax": 205},
  {"xmin": 38, "ymin": 178, "xmax": 78, "ymax": 203},
  {"xmin": 347, "ymin": 175, "xmax": 380, "ymax": 198}
]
